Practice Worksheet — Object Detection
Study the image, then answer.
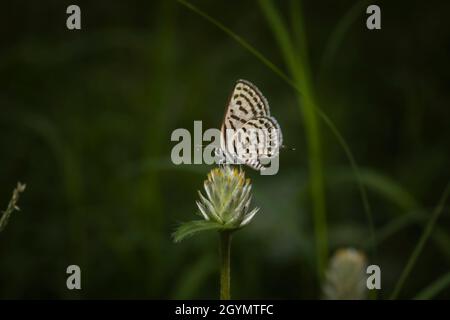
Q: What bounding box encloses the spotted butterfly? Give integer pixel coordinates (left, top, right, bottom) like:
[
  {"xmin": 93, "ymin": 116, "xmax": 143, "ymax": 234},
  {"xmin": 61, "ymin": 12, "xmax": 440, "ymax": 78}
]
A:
[{"xmin": 217, "ymin": 79, "xmax": 283, "ymax": 171}]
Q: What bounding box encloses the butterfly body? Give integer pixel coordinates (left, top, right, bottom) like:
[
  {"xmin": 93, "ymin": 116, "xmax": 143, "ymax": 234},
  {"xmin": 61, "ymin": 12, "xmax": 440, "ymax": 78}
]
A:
[{"xmin": 218, "ymin": 79, "xmax": 283, "ymax": 171}]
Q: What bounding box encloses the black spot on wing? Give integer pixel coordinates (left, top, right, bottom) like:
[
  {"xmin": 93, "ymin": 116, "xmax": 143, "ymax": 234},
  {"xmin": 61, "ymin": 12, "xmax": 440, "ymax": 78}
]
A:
[
  {"xmin": 230, "ymin": 114, "xmax": 246, "ymax": 123},
  {"xmin": 239, "ymin": 94, "xmax": 257, "ymax": 117},
  {"xmin": 235, "ymin": 80, "xmax": 270, "ymax": 116},
  {"xmin": 239, "ymin": 106, "xmax": 249, "ymax": 115}
]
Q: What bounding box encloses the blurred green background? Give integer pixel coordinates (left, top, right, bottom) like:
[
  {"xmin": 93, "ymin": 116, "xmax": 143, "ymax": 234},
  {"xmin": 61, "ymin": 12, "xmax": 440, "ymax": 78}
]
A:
[{"xmin": 1, "ymin": 0, "xmax": 449, "ymax": 299}]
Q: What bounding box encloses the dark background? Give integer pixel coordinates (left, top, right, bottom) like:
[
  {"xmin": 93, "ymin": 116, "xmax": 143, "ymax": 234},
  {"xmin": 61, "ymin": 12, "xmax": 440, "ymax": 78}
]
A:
[{"xmin": 0, "ymin": 0, "xmax": 449, "ymax": 299}]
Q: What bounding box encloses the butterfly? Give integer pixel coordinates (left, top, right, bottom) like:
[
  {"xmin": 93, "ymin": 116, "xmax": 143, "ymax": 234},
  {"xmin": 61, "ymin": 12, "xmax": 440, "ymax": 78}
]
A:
[{"xmin": 217, "ymin": 79, "xmax": 283, "ymax": 171}]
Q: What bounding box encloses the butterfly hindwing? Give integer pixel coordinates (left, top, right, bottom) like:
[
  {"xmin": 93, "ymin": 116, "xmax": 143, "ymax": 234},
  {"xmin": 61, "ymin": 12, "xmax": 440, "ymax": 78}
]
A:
[
  {"xmin": 240, "ymin": 117, "xmax": 282, "ymax": 157},
  {"xmin": 232, "ymin": 116, "xmax": 282, "ymax": 164}
]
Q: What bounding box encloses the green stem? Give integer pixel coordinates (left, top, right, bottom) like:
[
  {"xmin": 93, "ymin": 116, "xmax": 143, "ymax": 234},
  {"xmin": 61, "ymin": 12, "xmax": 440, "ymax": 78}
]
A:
[{"xmin": 220, "ymin": 231, "xmax": 231, "ymax": 300}]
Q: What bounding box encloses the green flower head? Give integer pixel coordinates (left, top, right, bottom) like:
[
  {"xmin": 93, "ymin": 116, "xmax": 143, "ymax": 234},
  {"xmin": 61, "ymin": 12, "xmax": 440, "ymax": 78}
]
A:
[
  {"xmin": 198, "ymin": 166, "xmax": 259, "ymax": 227},
  {"xmin": 173, "ymin": 166, "xmax": 259, "ymax": 242}
]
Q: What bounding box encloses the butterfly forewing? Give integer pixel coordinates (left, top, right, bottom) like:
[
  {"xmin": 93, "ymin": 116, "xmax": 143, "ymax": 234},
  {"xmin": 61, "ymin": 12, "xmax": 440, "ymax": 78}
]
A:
[{"xmin": 222, "ymin": 80, "xmax": 270, "ymax": 131}]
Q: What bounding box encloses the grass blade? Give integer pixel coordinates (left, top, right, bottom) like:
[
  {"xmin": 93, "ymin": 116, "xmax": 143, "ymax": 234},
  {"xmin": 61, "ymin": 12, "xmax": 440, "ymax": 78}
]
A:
[
  {"xmin": 390, "ymin": 181, "xmax": 450, "ymax": 299},
  {"xmin": 0, "ymin": 182, "xmax": 26, "ymax": 232},
  {"xmin": 319, "ymin": 0, "xmax": 371, "ymax": 75},
  {"xmin": 177, "ymin": 0, "xmax": 296, "ymax": 90},
  {"xmin": 414, "ymin": 271, "xmax": 450, "ymax": 300},
  {"xmin": 172, "ymin": 220, "xmax": 223, "ymax": 243},
  {"xmin": 258, "ymin": 0, "xmax": 328, "ymax": 280}
]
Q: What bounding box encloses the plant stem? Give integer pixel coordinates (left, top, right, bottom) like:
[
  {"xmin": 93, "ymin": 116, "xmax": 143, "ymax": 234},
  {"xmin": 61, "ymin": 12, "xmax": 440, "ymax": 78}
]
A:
[{"xmin": 220, "ymin": 231, "xmax": 231, "ymax": 300}]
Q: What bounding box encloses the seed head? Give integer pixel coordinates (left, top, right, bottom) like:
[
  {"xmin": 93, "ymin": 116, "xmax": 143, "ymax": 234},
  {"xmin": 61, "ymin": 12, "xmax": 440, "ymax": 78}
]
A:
[{"xmin": 322, "ymin": 248, "xmax": 368, "ymax": 300}]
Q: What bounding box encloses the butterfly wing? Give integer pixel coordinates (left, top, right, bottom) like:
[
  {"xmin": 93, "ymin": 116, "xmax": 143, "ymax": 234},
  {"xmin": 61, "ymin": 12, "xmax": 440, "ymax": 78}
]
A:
[
  {"xmin": 232, "ymin": 116, "xmax": 283, "ymax": 170},
  {"xmin": 221, "ymin": 80, "xmax": 270, "ymax": 151},
  {"xmin": 220, "ymin": 79, "xmax": 282, "ymax": 171},
  {"xmin": 224, "ymin": 79, "xmax": 270, "ymax": 124}
]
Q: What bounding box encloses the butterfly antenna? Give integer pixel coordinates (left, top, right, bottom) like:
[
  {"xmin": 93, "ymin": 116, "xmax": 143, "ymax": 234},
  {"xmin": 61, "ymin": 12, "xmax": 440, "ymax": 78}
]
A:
[{"xmin": 281, "ymin": 144, "xmax": 296, "ymax": 151}]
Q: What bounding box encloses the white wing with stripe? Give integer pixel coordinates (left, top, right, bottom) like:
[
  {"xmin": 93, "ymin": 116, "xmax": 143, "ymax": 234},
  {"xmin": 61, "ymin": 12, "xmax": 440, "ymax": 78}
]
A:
[{"xmin": 220, "ymin": 79, "xmax": 283, "ymax": 171}]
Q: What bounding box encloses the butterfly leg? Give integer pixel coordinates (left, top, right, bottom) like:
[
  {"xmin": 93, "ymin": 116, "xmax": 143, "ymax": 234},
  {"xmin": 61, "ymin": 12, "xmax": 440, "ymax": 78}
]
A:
[{"xmin": 214, "ymin": 148, "xmax": 227, "ymax": 166}]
